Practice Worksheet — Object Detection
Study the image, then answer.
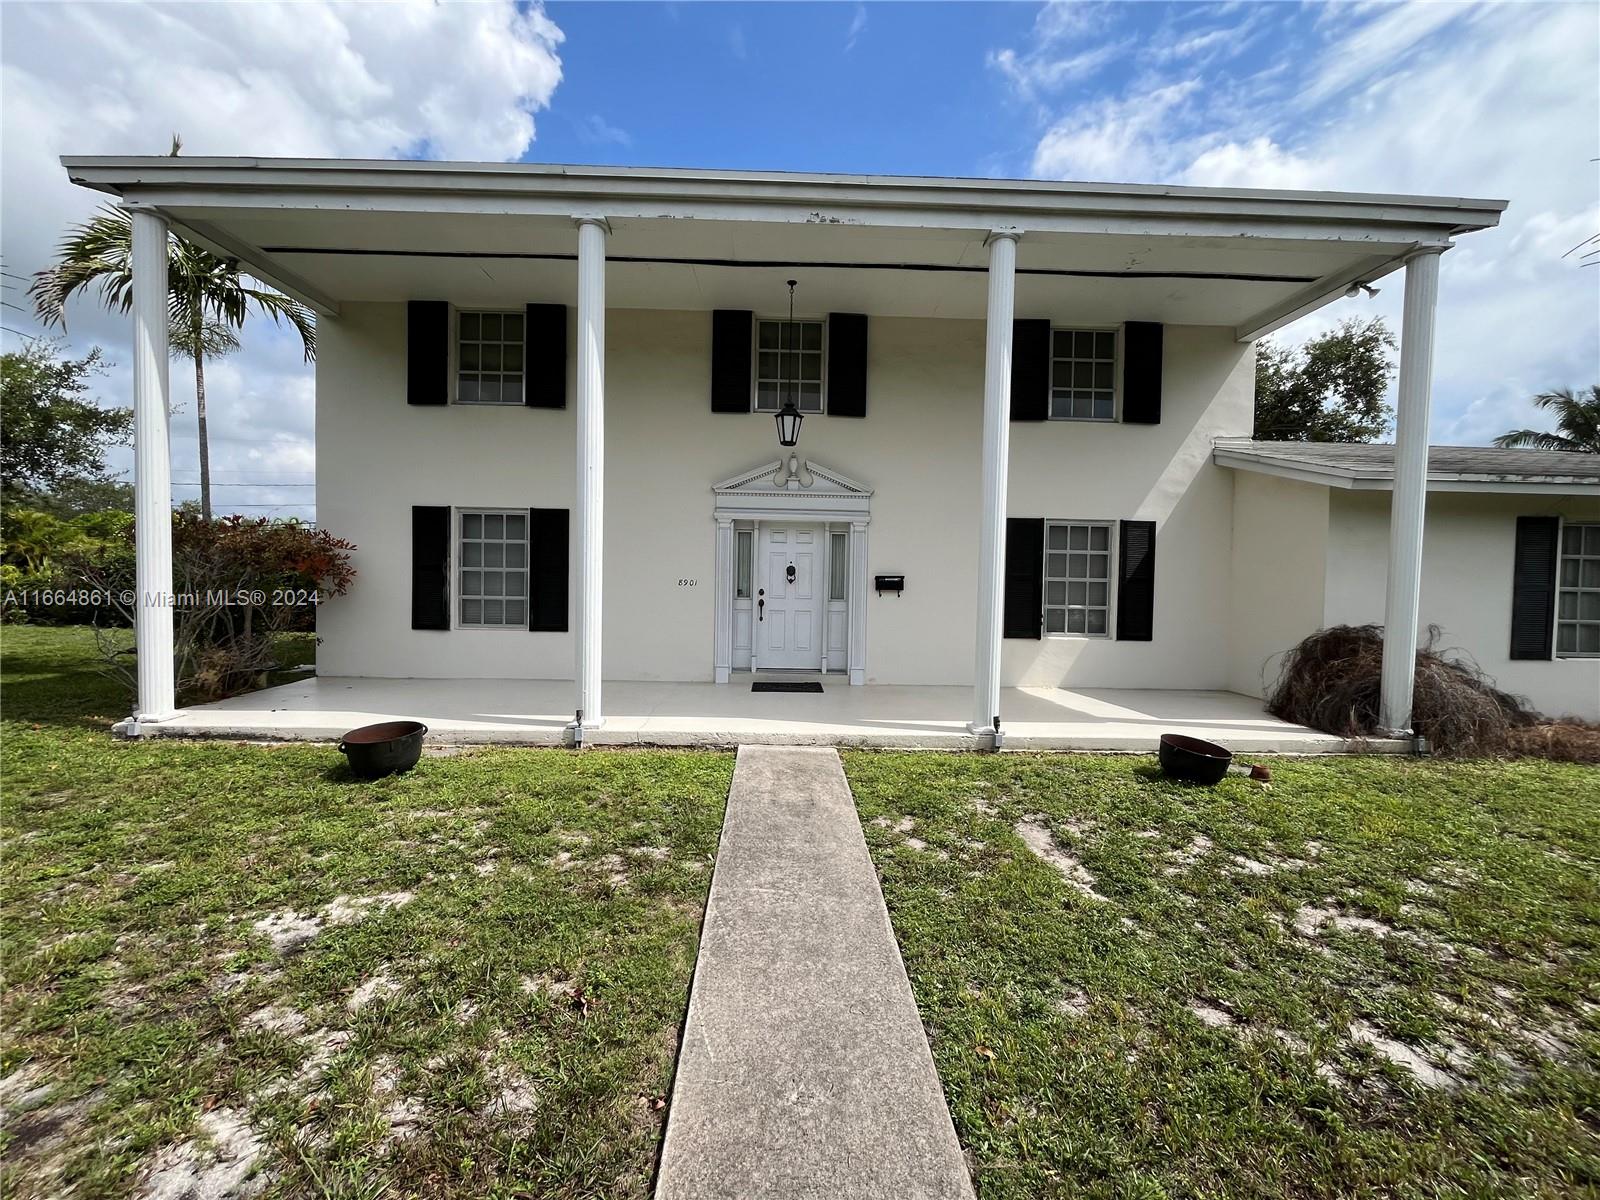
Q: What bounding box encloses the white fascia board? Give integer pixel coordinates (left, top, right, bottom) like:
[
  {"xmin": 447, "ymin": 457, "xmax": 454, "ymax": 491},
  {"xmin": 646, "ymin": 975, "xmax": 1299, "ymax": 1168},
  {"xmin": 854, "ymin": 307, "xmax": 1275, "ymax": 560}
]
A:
[
  {"xmin": 62, "ymin": 157, "xmax": 1508, "ymax": 242},
  {"xmin": 1213, "ymin": 448, "xmax": 1600, "ymax": 495}
]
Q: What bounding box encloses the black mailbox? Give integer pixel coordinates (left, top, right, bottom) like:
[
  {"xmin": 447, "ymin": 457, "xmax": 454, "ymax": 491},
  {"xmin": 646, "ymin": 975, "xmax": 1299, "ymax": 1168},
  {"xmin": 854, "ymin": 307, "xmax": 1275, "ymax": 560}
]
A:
[{"xmin": 875, "ymin": 574, "xmax": 905, "ymax": 596}]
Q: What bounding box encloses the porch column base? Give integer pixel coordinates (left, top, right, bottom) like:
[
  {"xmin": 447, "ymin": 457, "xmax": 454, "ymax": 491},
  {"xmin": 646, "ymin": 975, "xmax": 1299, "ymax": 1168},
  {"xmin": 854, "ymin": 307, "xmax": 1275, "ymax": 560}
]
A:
[
  {"xmin": 114, "ymin": 712, "xmax": 185, "ymax": 739},
  {"xmin": 714, "ymin": 667, "xmax": 731, "ymax": 685},
  {"xmin": 849, "ymin": 667, "xmax": 865, "ymax": 686}
]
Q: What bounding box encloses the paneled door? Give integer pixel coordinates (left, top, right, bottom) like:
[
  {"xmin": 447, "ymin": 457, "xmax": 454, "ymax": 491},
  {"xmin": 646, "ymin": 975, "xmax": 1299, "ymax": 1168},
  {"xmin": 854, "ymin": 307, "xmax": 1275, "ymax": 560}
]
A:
[{"xmin": 755, "ymin": 524, "xmax": 824, "ymax": 671}]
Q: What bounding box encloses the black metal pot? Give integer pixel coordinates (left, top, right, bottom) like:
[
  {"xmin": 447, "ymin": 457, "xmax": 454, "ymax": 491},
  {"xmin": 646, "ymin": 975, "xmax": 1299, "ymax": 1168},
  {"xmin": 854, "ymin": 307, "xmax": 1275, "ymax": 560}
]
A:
[
  {"xmin": 1158, "ymin": 733, "xmax": 1233, "ymax": 785},
  {"xmin": 339, "ymin": 720, "xmax": 427, "ymax": 780}
]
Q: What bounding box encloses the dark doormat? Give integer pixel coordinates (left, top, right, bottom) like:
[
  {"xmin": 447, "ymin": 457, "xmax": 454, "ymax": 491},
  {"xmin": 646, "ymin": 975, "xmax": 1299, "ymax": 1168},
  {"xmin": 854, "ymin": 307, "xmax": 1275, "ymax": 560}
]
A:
[{"xmin": 752, "ymin": 681, "xmax": 824, "ymax": 693}]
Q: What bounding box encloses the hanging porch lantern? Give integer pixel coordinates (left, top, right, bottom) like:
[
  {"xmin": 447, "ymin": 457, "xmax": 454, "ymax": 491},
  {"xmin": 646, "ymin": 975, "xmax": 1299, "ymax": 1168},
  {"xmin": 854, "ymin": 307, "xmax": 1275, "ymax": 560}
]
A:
[{"xmin": 775, "ymin": 278, "xmax": 804, "ymax": 448}]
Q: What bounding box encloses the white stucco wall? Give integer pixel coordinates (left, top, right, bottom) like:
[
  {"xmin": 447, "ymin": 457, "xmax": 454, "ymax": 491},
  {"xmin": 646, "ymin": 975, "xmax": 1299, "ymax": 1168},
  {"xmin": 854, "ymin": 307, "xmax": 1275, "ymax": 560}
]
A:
[
  {"xmin": 1225, "ymin": 473, "xmax": 1328, "ymax": 699},
  {"xmin": 316, "ymin": 304, "xmax": 1253, "ymax": 687},
  {"xmin": 1322, "ymin": 490, "xmax": 1600, "ymax": 720}
]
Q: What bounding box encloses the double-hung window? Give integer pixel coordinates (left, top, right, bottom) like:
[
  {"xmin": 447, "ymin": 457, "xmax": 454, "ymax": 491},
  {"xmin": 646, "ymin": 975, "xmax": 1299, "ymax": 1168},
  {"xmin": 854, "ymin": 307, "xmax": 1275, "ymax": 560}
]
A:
[
  {"xmin": 755, "ymin": 319, "xmax": 824, "ymax": 413},
  {"xmin": 458, "ymin": 311, "xmax": 524, "ymax": 405},
  {"xmin": 1044, "ymin": 521, "xmax": 1113, "ymax": 635},
  {"xmin": 1050, "ymin": 329, "xmax": 1117, "ymax": 420},
  {"xmin": 1557, "ymin": 522, "xmax": 1600, "ymax": 657},
  {"xmin": 459, "ymin": 510, "xmax": 528, "ymax": 628}
]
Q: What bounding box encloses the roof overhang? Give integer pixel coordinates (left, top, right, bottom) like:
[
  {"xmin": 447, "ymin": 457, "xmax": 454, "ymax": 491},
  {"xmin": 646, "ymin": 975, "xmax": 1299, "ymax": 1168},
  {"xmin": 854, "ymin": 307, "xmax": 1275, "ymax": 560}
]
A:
[
  {"xmin": 62, "ymin": 157, "xmax": 1508, "ymax": 334},
  {"xmin": 1213, "ymin": 444, "xmax": 1600, "ymax": 496}
]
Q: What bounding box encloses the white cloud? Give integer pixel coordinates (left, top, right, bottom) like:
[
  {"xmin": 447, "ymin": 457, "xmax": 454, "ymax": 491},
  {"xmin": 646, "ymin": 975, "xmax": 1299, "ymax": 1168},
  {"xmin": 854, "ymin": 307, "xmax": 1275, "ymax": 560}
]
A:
[
  {"xmin": 845, "ymin": 4, "xmax": 868, "ymax": 52},
  {"xmin": 577, "ymin": 114, "xmax": 633, "ymax": 148},
  {"xmin": 0, "ymin": 1, "xmax": 565, "ymax": 518},
  {"xmin": 999, "ymin": 1, "xmax": 1600, "ymax": 444}
]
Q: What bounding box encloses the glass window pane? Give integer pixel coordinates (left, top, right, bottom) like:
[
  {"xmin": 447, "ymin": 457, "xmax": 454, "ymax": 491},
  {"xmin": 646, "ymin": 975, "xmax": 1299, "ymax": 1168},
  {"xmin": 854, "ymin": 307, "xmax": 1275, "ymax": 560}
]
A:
[
  {"xmin": 1583, "ymin": 560, "xmax": 1600, "ymax": 588},
  {"xmin": 505, "ymin": 600, "xmax": 525, "ymax": 625},
  {"xmin": 1584, "ymin": 525, "xmax": 1600, "ymax": 554},
  {"xmin": 1048, "ymin": 525, "xmax": 1069, "ymax": 550},
  {"xmin": 1046, "ymin": 609, "xmax": 1066, "ymax": 634},
  {"xmin": 1047, "ymin": 553, "xmax": 1069, "ymax": 579},
  {"xmin": 1086, "ymin": 610, "xmax": 1107, "ymax": 635},
  {"xmin": 505, "ymin": 542, "xmax": 526, "ymax": 568},
  {"xmin": 1069, "ymin": 526, "xmax": 1088, "ymax": 551},
  {"xmin": 1050, "ymin": 390, "xmax": 1071, "ymax": 417},
  {"xmin": 1073, "ymin": 362, "xmax": 1093, "ymax": 388},
  {"xmin": 1089, "ymin": 526, "xmax": 1109, "ymax": 551},
  {"xmin": 800, "ymin": 382, "xmax": 822, "ymax": 411},
  {"xmin": 481, "ymin": 313, "xmax": 501, "ymax": 340},
  {"xmin": 503, "ymin": 313, "xmax": 523, "ymax": 339},
  {"xmin": 1088, "ymin": 555, "xmax": 1108, "ymax": 579},
  {"xmin": 1095, "ymin": 331, "xmax": 1115, "ymax": 359},
  {"xmin": 483, "ymin": 599, "xmax": 504, "ymax": 625},
  {"xmin": 505, "ymin": 514, "xmax": 526, "ymax": 539},
  {"xmin": 1557, "ymin": 623, "xmax": 1578, "ymax": 653},
  {"xmin": 1559, "ymin": 592, "xmax": 1578, "ymax": 619},
  {"xmin": 830, "ymin": 534, "xmax": 847, "ymax": 601},
  {"xmin": 1563, "ymin": 526, "xmax": 1582, "ymax": 553},
  {"xmin": 1581, "ymin": 624, "xmax": 1600, "ymax": 654},
  {"xmin": 482, "ymin": 572, "xmax": 504, "ymax": 597},
  {"xmin": 780, "ymin": 322, "xmax": 798, "ymax": 350},
  {"xmin": 458, "ymin": 378, "xmax": 480, "ymax": 404},
  {"xmin": 1580, "ymin": 593, "xmax": 1600, "ymax": 620},
  {"xmin": 481, "ymin": 514, "xmax": 501, "ymax": 538},
  {"xmin": 462, "ymin": 598, "xmax": 483, "ymax": 625},
  {"xmin": 460, "ymin": 312, "xmax": 480, "ymax": 339},
  {"xmin": 1562, "ymin": 559, "xmax": 1580, "ymax": 586},
  {"xmin": 1046, "ymin": 581, "xmax": 1066, "ymax": 605},
  {"xmin": 759, "ymin": 352, "xmax": 779, "ymax": 378},
  {"xmin": 460, "ymin": 342, "xmax": 482, "ymax": 371},
  {"xmin": 1068, "ymin": 581, "xmax": 1086, "ymax": 606},
  {"xmin": 483, "ymin": 541, "xmax": 504, "ymax": 567},
  {"xmin": 1094, "ymin": 394, "xmax": 1115, "ymax": 420},
  {"xmin": 1069, "ymin": 553, "xmax": 1088, "ymax": 578},
  {"xmin": 803, "ymin": 322, "xmax": 822, "ymax": 351},
  {"xmin": 505, "ymin": 572, "xmax": 526, "ymax": 597},
  {"xmin": 801, "ymin": 355, "xmax": 821, "ymax": 381},
  {"xmin": 503, "ymin": 343, "xmax": 523, "ymax": 371},
  {"xmin": 1067, "ymin": 609, "xmax": 1087, "ymax": 633},
  {"xmin": 463, "ymin": 514, "xmax": 482, "ymax": 539},
  {"xmin": 1088, "ymin": 582, "xmax": 1107, "ymax": 606},
  {"xmin": 462, "ymin": 542, "xmax": 482, "ymax": 567},
  {"xmin": 758, "ymin": 321, "xmax": 778, "ymax": 349},
  {"xmin": 1074, "ymin": 331, "xmax": 1094, "ymax": 356},
  {"xmin": 1053, "ymin": 330, "xmax": 1073, "ymax": 355},
  {"xmin": 1094, "ymin": 362, "xmax": 1114, "ymax": 389},
  {"xmin": 737, "ymin": 531, "xmax": 753, "ymax": 598},
  {"xmin": 1074, "ymin": 394, "xmax": 1093, "ymax": 419},
  {"xmin": 757, "ymin": 382, "xmax": 778, "ymax": 410},
  {"xmin": 479, "ymin": 344, "xmax": 500, "ymax": 372},
  {"xmin": 461, "ymin": 570, "xmax": 481, "ymax": 594}
]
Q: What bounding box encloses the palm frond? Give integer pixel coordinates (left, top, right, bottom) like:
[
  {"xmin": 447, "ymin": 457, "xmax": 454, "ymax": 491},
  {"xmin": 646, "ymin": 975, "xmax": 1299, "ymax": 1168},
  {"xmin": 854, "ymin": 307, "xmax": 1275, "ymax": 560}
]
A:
[{"xmin": 1492, "ymin": 429, "xmax": 1582, "ymax": 452}]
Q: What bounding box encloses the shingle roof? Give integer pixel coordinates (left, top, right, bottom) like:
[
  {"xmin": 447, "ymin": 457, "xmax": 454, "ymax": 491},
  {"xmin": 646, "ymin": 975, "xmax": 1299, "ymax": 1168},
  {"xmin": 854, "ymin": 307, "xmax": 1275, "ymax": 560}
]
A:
[{"xmin": 1213, "ymin": 440, "xmax": 1600, "ymax": 492}]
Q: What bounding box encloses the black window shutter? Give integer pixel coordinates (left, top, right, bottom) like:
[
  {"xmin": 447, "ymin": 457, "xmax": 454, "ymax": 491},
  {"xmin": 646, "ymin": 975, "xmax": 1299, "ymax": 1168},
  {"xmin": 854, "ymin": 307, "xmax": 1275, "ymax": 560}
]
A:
[
  {"xmin": 525, "ymin": 304, "xmax": 566, "ymax": 409},
  {"xmin": 1122, "ymin": 322, "xmax": 1163, "ymax": 425},
  {"xmin": 411, "ymin": 506, "xmax": 451, "ymax": 630},
  {"xmin": 1010, "ymin": 319, "xmax": 1050, "ymax": 421},
  {"xmin": 1003, "ymin": 517, "xmax": 1045, "ymax": 639},
  {"xmin": 1510, "ymin": 516, "xmax": 1559, "ymax": 660},
  {"xmin": 827, "ymin": 313, "xmax": 868, "ymax": 418},
  {"xmin": 528, "ymin": 507, "xmax": 569, "ymax": 633},
  {"xmin": 1116, "ymin": 520, "xmax": 1156, "ymax": 641},
  {"xmin": 711, "ymin": 310, "xmax": 753, "ymax": 413},
  {"xmin": 407, "ymin": 301, "xmax": 450, "ymax": 406}
]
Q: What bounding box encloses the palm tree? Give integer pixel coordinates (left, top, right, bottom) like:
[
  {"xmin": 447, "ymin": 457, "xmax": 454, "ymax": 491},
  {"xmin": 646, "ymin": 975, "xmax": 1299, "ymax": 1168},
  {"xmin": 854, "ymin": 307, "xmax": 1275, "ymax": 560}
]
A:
[
  {"xmin": 30, "ymin": 207, "xmax": 316, "ymax": 519},
  {"xmin": 1493, "ymin": 385, "xmax": 1600, "ymax": 454}
]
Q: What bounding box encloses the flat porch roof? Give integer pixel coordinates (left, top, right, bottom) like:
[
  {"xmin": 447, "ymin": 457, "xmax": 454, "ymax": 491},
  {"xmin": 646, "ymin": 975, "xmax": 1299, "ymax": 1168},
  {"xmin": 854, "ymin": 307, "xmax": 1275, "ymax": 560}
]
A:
[{"xmin": 130, "ymin": 675, "xmax": 1401, "ymax": 754}]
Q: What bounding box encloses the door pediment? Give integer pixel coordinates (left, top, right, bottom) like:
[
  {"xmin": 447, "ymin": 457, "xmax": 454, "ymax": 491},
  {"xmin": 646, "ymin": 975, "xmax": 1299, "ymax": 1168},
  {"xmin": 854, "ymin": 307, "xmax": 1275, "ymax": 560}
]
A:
[{"xmin": 712, "ymin": 456, "xmax": 872, "ymax": 521}]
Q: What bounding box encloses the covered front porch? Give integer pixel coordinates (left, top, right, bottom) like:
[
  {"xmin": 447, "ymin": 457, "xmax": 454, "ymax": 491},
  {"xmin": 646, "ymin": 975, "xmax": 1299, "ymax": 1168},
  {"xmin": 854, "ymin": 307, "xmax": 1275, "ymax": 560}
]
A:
[{"xmin": 135, "ymin": 675, "xmax": 1394, "ymax": 752}]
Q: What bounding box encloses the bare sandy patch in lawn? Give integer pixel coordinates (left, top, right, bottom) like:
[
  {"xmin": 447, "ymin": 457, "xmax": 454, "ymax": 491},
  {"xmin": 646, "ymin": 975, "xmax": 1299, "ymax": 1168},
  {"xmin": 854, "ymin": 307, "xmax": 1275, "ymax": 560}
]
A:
[
  {"xmin": 1188, "ymin": 1001, "xmax": 1236, "ymax": 1029},
  {"xmin": 1014, "ymin": 816, "xmax": 1110, "ymax": 903},
  {"xmin": 253, "ymin": 891, "xmax": 414, "ymax": 954},
  {"xmin": 348, "ymin": 969, "xmax": 401, "ymax": 1012},
  {"xmin": 1161, "ymin": 833, "xmax": 1213, "ymax": 875},
  {"xmin": 1346, "ymin": 1020, "xmax": 1470, "ymax": 1090},
  {"xmin": 137, "ymin": 1107, "xmax": 264, "ymax": 1200}
]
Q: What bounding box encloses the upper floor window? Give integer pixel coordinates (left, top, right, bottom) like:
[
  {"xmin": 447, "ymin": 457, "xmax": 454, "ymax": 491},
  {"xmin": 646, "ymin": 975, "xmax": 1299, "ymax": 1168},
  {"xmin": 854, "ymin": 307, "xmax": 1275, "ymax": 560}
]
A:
[
  {"xmin": 1557, "ymin": 522, "xmax": 1600, "ymax": 657},
  {"xmin": 756, "ymin": 319, "xmax": 824, "ymax": 414},
  {"xmin": 458, "ymin": 311, "xmax": 524, "ymax": 405},
  {"xmin": 1050, "ymin": 329, "xmax": 1116, "ymax": 421},
  {"xmin": 1044, "ymin": 520, "xmax": 1113, "ymax": 636}
]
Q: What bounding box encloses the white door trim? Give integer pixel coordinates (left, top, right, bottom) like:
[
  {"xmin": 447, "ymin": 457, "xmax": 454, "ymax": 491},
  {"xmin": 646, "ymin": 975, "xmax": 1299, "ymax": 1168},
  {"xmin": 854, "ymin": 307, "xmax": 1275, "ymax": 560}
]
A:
[{"xmin": 712, "ymin": 455, "xmax": 871, "ymax": 684}]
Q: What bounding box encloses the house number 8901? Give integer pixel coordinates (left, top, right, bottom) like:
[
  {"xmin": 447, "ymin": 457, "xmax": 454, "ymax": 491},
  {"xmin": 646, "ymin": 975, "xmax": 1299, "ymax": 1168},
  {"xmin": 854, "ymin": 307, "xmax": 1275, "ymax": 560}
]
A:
[{"xmin": 678, "ymin": 578, "xmax": 697, "ymax": 587}]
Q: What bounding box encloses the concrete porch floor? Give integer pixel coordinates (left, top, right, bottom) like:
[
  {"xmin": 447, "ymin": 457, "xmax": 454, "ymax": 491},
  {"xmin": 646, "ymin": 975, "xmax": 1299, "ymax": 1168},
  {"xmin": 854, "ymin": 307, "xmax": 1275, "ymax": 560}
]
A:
[{"xmin": 129, "ymin": 673, "xmax": 1397, "ymax": 753}]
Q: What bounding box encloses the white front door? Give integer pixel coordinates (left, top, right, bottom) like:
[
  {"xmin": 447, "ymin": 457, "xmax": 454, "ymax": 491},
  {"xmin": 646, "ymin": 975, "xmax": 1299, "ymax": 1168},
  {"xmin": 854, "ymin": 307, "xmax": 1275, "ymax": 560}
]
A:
[{"xmin": 756, "ymin": 523, "xmax": 824, "ymax": 671}]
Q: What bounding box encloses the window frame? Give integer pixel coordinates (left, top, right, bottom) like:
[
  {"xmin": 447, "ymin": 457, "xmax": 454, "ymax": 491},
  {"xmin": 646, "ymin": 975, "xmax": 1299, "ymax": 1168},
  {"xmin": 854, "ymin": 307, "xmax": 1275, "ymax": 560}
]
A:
[
  {"xmin": 752, "ymin": 316, "xmax": 828, "ymax": 415},
  {"xmin": 454, "ymin": 507, "xmax": 532, "ymax": 631},
  {"xmin": 1556, "ymin": 519, "xmax": 1600, "ymax": 659},
  {"xmin": 1042, "ymin": 519, "xmax": 1117, "ymax": 638},
  {"xmin": 1048, "ymin": 326, "xmax": 1121, "ymax": 423},
  {"xmin": 454, "ymin": 308, "xmax": 526, "ymax": 407}
]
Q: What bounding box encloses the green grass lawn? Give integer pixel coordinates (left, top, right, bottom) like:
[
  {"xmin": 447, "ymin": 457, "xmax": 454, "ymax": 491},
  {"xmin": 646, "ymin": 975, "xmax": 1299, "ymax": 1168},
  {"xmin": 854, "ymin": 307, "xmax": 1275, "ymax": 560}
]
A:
[
  {"xmin": 0, "ymin": 627, "xmax": 732, "ymax": 1199},
  {"xmin": 845, "ymin": 751, "xmax": 1600, "ymax": 1199}
]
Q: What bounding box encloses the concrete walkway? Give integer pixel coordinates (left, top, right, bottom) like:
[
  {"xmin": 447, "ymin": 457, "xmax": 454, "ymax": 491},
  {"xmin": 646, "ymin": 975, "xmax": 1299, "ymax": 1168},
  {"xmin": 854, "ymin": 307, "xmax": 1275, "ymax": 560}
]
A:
[{"xmin": 656, "ymin": 746, "xmax": 974, "ymax": 1200}]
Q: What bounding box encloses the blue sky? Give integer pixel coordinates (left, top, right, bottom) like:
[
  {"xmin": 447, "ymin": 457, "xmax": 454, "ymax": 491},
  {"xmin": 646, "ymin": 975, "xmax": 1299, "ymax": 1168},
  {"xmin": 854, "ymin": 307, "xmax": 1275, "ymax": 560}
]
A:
[{"xmin": 2, "ymin": 1, "xmax": 1596, "ymax": 519}]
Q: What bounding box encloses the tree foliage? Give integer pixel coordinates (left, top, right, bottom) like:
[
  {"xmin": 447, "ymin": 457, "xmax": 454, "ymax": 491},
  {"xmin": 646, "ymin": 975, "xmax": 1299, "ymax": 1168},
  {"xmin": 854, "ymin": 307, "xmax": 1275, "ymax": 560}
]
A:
[
  {"xmin": 1493, "ymin": 386, "xmax": 1600, "ymax": 454},
  {"xmin": 0, "ymin": 340, "xmax": 130, "ymax": 501},
  {"xmin": 1253, "ymin": 317, "xmax": 1396, "ymax": 443}
]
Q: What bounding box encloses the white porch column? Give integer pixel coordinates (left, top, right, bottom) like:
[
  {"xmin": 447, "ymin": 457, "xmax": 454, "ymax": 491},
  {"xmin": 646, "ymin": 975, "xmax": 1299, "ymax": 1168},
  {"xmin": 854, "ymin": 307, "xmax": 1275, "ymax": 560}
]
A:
[
  {"xmin": 1379, "ymin": 246, "xmax": 1445, "ymax": 734},
  {"xmin": 713, "ymin": 517, "xmax": 735, "ymax": 684},
  {"xmin": 131, "ymin": 209, "xmax": 176, "ymax": 723},
  {"xmin": 573, "ymin": 216, "xmax": 609, "ymax": 730},
  {"xmin": 971, "ymin": 230, "xmax": 1019, "ymax": 735},
  {"xmin": 848, "ymin": 520, "xmax": 868, "ymax": 685}
]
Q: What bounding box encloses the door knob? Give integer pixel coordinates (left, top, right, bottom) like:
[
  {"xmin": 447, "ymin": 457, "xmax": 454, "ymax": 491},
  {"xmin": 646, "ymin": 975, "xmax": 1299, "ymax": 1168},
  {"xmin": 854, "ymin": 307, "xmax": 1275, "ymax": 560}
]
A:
[{"xmin": 757, "ymin": 589, "xmax": 765, "ymax": 621}]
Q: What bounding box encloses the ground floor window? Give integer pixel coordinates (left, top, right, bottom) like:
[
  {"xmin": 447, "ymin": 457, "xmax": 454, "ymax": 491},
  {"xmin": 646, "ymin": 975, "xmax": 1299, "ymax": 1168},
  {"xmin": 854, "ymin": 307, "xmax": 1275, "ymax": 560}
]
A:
[
  {"xmin": 459, "ymin": 510, "xmax": 528, "ymax": 628},
  {"xmin": 1557, "ymin": 521, "xmax": 1600, "ymax": 657},
  {"xmin": 1044, "ymin": 520, "xmax": 1113, "ymax": 635}
]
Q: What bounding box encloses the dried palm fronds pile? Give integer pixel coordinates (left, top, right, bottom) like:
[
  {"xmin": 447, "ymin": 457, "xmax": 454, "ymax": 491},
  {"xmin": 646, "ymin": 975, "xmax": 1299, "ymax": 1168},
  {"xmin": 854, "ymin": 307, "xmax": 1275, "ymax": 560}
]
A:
[{"xmin": 1265, "ymin": 624, "xmax": 1600, "ymax": 759}]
